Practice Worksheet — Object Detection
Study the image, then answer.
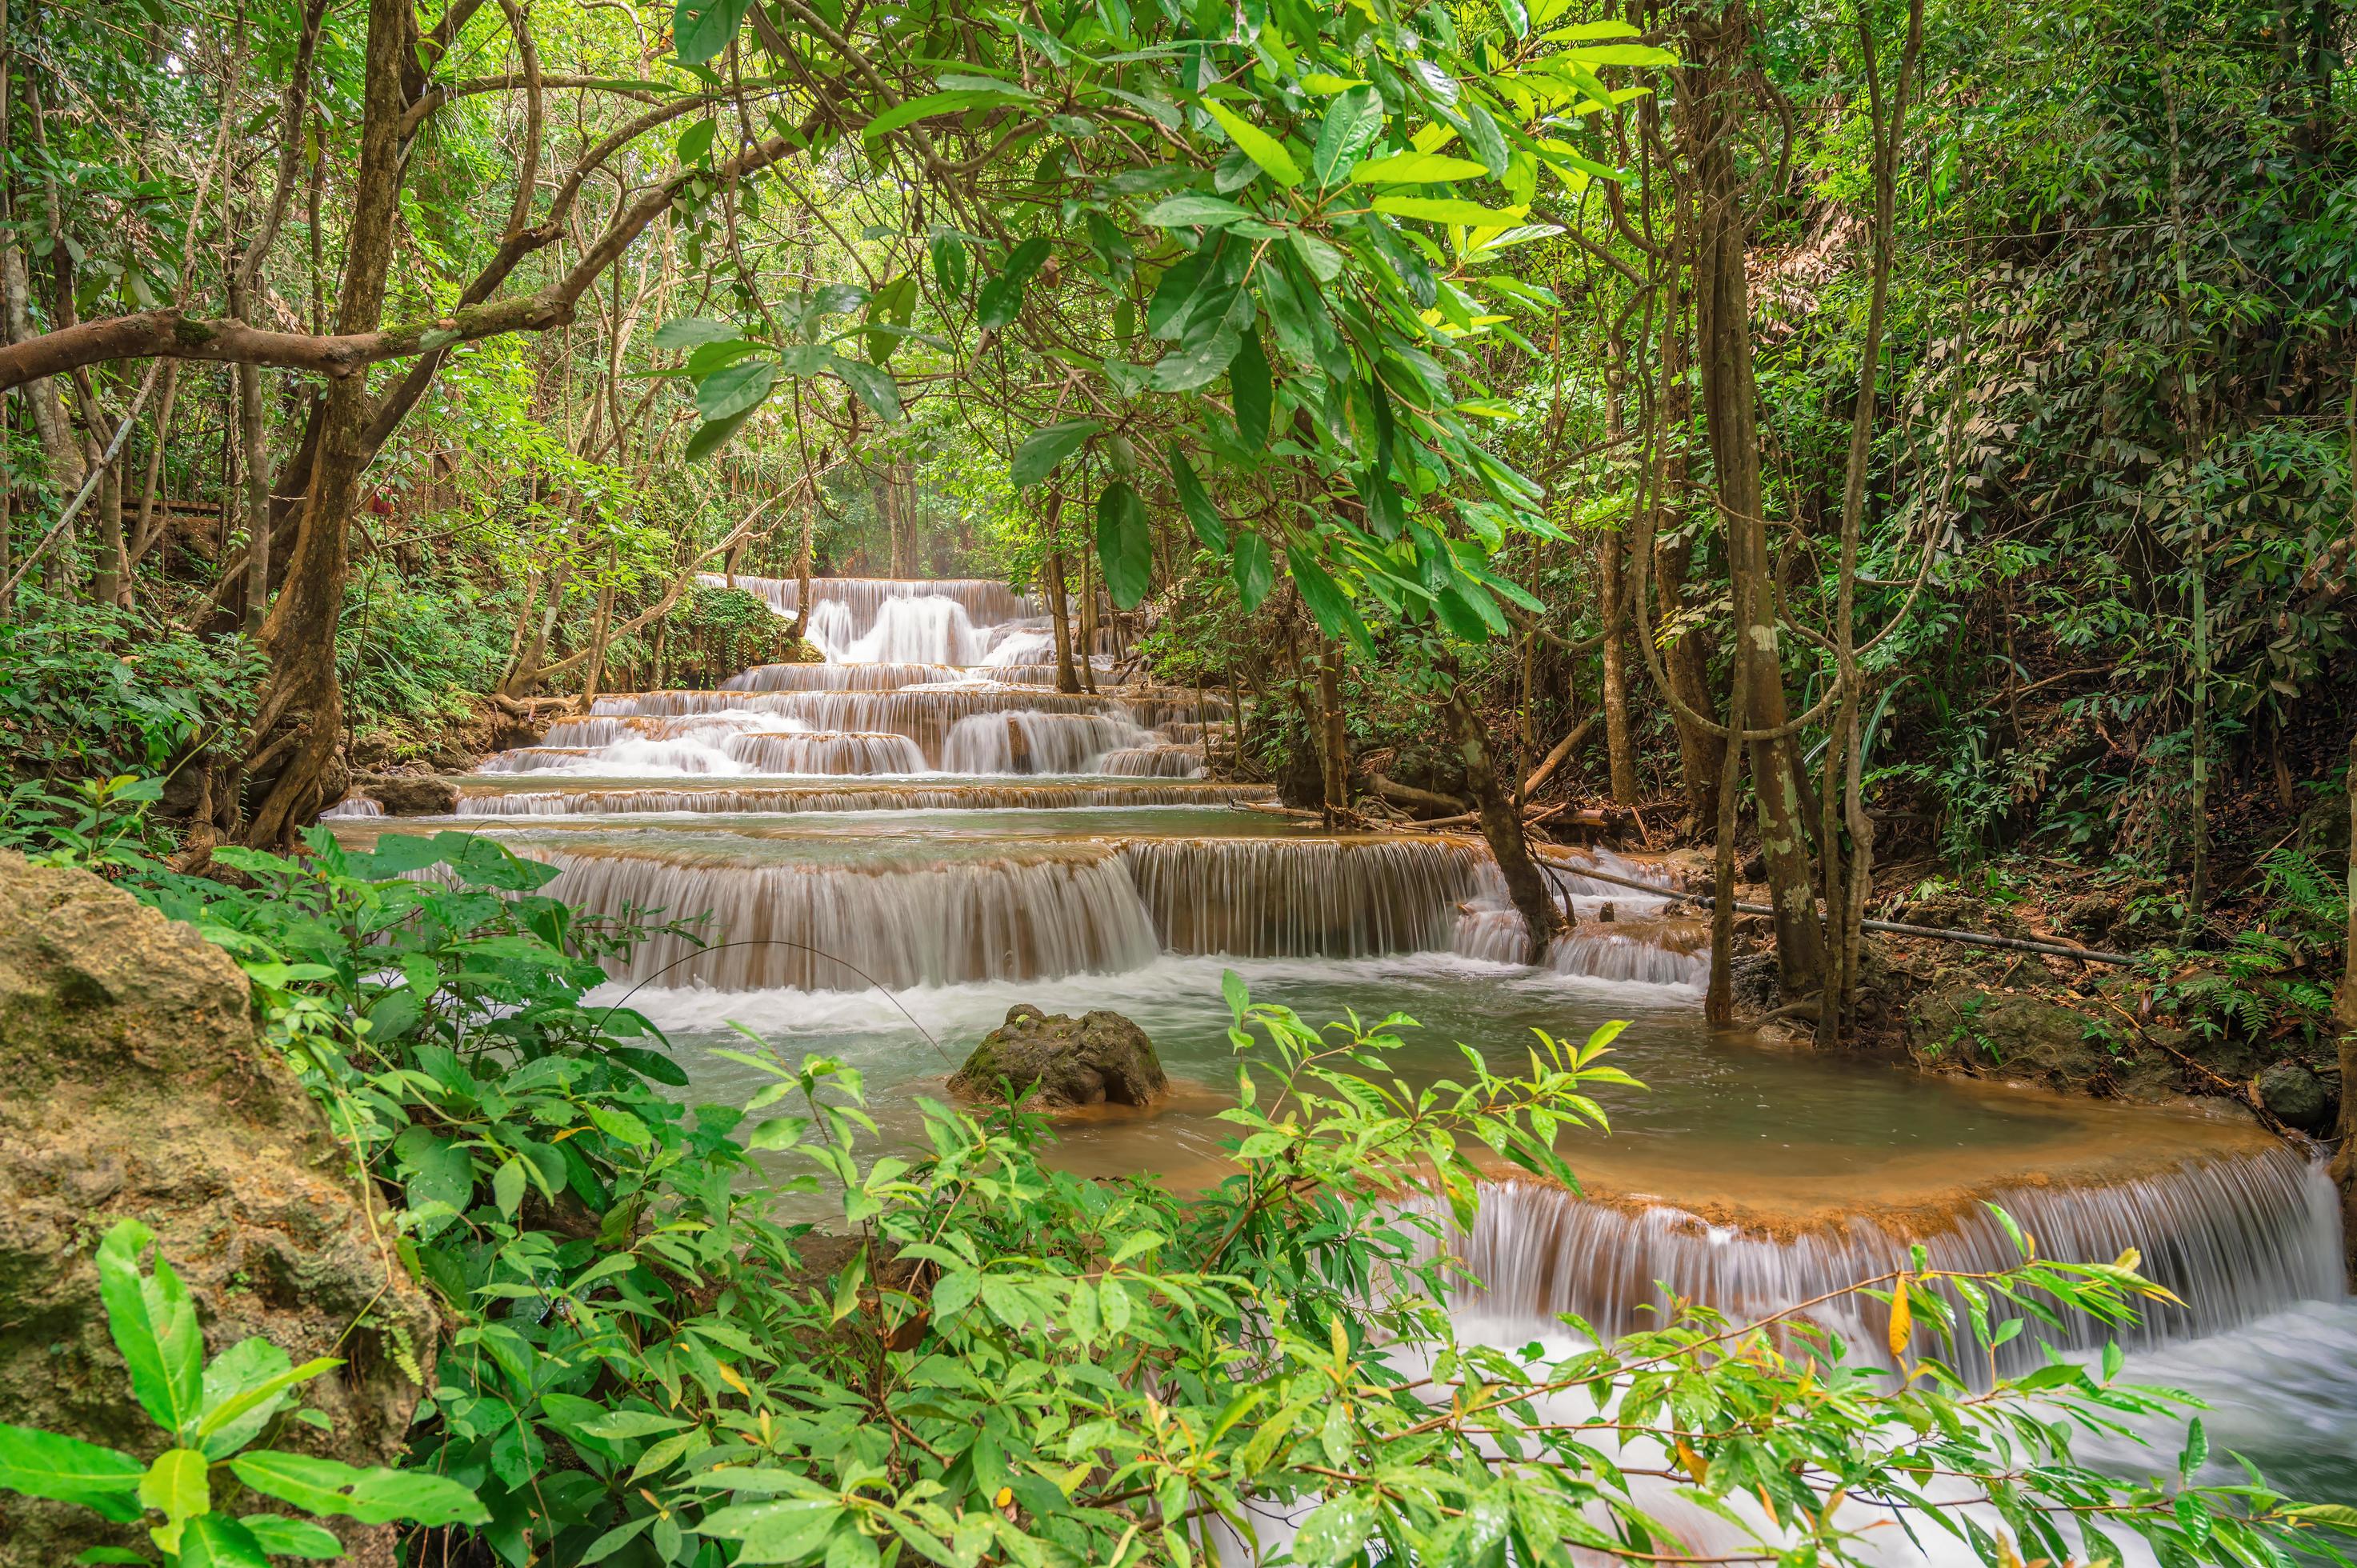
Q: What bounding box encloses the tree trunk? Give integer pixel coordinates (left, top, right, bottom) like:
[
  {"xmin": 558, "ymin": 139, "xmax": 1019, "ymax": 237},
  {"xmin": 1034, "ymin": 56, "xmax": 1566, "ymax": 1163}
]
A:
[
  {"xmin": 1681, "ymin": 2, "xmax": 1824, "ymax": 994},
  {"xmin": 1450, "ymin": 683, "xmax": 1565, "ymax": 965},
  {"xmin": 1045, "ymin": 490, "xmax": 1081, "ymax": 695},
  {"xmin": 1077, "ymin": 535, "xmax": 1101, "ymax": 694},
  {"xmin": 1318, "ymin": 641, "xmax": 1347, "ymax": 819},
  {"xmin": 2335, "ymin": 730, "xmax": 2357, "ymax": 1268},
  {"xmin": 1599, "ymin": 530, "xmax": 1639, "ymax": 805},
  {"xmin": 791, "ymin": 500, "xmax": 814, "ymax": 643},
  {"xmin": 240, "ymin": 0, "xmax": 407, "ymax": 845},
  {"xmin": 93, "ymin": 454, "xmax": 123, "ymax": 606},
  {"xmin": 0, "ymin": 245, "xmax": 82, "ymax": 507},
  {"xmin": 236, "ymin": 354, "xmax": 269, "ymax": 635}
]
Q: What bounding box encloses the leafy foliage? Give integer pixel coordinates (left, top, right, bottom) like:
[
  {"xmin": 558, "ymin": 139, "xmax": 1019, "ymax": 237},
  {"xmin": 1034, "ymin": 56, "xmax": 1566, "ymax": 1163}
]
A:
[{"xmin": 0, "ymin": 1218, "xmax": 483, "ymax": 1566}]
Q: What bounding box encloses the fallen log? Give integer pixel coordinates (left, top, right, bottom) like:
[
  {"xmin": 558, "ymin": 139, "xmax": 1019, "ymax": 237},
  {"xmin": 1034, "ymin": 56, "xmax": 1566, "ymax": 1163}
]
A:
[
  {"xmin": 1366, "ymin": 772, "xmax": 1470, "ymax": 817},
  {"xmin": 1519, "ymin": 714, "xmax": 1599, "ymax": 800}
]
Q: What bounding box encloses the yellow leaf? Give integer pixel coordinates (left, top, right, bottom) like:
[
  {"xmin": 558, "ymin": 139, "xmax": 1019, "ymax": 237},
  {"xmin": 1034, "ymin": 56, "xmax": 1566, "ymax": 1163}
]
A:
[
  {"xmin": 2112, "ymin": 1246, "xmax": 2141, "ymax": 1273},
  {"xmin": 1887, "ymin": 1274, "xmax": 1913, "ymax": 1360},
  {"xmin": 716, "ymin": 1362, "xmax": 750, "ymax": 1398},
  {"xmin": 1674, "ymin": 1438, "xmax": 1707, "ymax": 1482},
  {"xmin": 995, "ymin": 1486, "xmax": 1014, "ymax": 1509}
]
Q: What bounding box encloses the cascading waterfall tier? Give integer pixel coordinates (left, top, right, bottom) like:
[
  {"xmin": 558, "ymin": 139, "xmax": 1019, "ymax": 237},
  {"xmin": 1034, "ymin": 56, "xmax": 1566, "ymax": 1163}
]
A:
[
  {"xmin": 518, "ymin": 834, "xmax": 1698, "ymax": 990},
  {"xmin": 1435, "ymin": 1144, "xmax": 2341, "ymax": 1364},
  {"xmin": 454, "ymin": 781, "xmax": 1279, "ymax": 815},
  {"xmin": 544, "ymin": 844, "xmax": 1162, "ymax": 992}
]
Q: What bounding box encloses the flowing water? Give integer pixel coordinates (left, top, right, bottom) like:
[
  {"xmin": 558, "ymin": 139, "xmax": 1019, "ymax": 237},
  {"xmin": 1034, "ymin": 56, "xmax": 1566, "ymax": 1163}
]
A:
[{"xmin": 349, "ymin": 573, "xmax": 2355, "ymax": 1518}]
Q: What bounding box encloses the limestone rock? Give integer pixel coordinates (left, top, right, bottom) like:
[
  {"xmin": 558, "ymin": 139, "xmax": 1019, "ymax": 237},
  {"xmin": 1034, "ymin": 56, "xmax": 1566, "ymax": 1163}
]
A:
[
  {"xmin": 353, "ymin": 770, "xmax": 460, "ymax": 815},
  {"xmin": 950, "ymin": 1004, "xmax": 1168, "ymax": 1109},
  {"xmin": 2256, "ymin": 1061, "xmax": 2331, "ymax": 1132},
  {"xmin": 0, "ymin": 854, "xmax": 438, "ymax": 1566},
  {"xmin": 1902, "ymin": 982, "xmax": 2179, "ymax": 1101}
]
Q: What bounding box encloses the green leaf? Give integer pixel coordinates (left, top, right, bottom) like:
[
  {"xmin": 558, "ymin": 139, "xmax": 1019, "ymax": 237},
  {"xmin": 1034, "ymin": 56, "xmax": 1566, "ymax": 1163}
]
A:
[
  {"xmin": 1169, "ymin": 446, "xmax": 1227, "ymax": 552},
  {"xmin": 139, "ymin": 1450, "xmax": 210, "ymax": 1551},
  {"xmin": 578, "ymin": 1514, "xmax": 657, "ymax": 1563},
  {"xmin": 1312, "ymin": 86, "xmax": 1385, "ymax": 187},
  {"xmin": 1371, "ymin": 195, "xmax": 1527, "ymax": 225},
  {"xmin": 196, "ymin": 1340, "xmax": 339, "ymax": 1459},
  {"xmin": 0, "ymin": 1421, "xmax": 145, "ymax": 1507},
  {"xmin": 696, "ymin": 357, "xmax": 778, "ymax": 421},
  {"xmin": 685, "ymin": 406, "xmax": 756, "ymax": 462},
  {"xmin": 585, "ymin": 1104, "xmax": 652, "ymax": 1147},
  {"xmin": 237, "ymin": 1516, "xmax": 344, "ymax": 1559},
  {"xmin": 1150, "ymin": 323, "xmax": 1243, "ymax": 391},
  {"xmin": 696, "ymin": 1498, "xmax": 842, "ymax": 1562},
  {"xmin": 651, "ymin": 318, "xmax": 739, "ymax": 350},
  {"xmin": 976, "ymin": 236, "xmax": 1052, "ymax": 330},
  {"xmin": 96, "ymin": 1220, "xmax": 204, "ymax": 1438},
  {"xmin": 1230, "ymin": 330, "xmax": 1272, "ymax": 448},
  {"xmin": 1460, "ymin": 102, "xmax": 1511, "ymax": 177},
  {"xmin": 492, "ymin": 1158, "xmax": 526, "ymax": 1219},
  {"xmin": 829, "ymin": 356, "xmax": 903, "ymax": 423},
  {"xmin": 2286, "ymin": 1504, "xmax": 2357, "ymax": 1532},
  {"xmin": 230, "ymin": 1454, "xmax": 487, "ymax": 1528},
  {"xmin": 862, "ymin": 90, "xmax": 1008, "ymax": 141},
  {"xmin": 74, "ymin": 1552, "xmax": 150, "ymax": 1565},
  {"xmin": 1292, "ymin": 1494, "xmax": 1379, "ymax": 1567},
  {"xmin": 390, "ymin": 1127, "xmax": 474, "ymax": 1216},
  {"xmin": 1140, "ymin": 194, "xmax": 1253, "ymax": 227},
  {"xmin": 1230, "ymin": 534, "xmax": 1274, "ymax": 611},
  {"xmin": 676, "ymin": 118, "xmax": 717, "ymax": 164},
  {"xmin": 1350, "ymin": 151, "xmax": 1489, "ymax": 184},
  {"xmin": 1012, "ymin": 419, "xmax": 1102, "ymax": 487},
  {"xmin": 1201, "ymin": 101, "xmax": 1302, "ymax": 186},
  {"xmin": 671, "ymin": 0, "xmax": 752, "ymax": 64},
  {"xmin": 1287, "ymin": 545, "xmax": 1371, "ymax": 653},
  {"xmin": 177, "ymin": 1515, "xmax": 271, "ymax": 1568},
  {"xmin": 1094, "ymin": 482, "xmax": 1153, "ymax": 610},
  {"xmin": 576, "ymin": 1410, "xmax": 695, "ymax": 1441}
]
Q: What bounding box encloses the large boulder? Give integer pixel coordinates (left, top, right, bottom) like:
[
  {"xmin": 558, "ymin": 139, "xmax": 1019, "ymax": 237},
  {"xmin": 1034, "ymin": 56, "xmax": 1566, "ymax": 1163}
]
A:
[
  {"xmin": 352, "ymin": 770, "xmax": 461, "ymax": 815},
  {"xmin": 0, "ymin": 854, "xmax": 438, "ymax": 1566},
  {"xmin": 950, "ymin": 1004, "xmax": 1168, "ymax": 1109},
  {"xmin": 2257, "ymin": 1061, "xmax": 2332, "ymax": 1132}
]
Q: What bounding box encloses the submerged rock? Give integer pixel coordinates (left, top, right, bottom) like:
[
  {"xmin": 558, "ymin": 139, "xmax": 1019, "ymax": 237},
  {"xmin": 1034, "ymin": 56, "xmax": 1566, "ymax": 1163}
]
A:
[
  {"xmin": 0, "ymin": 854, "xmax": 437, "ymax": 1565},
  {"xmin": 950, "ymin": 1004, "xmax": 1168, "ymax": 1109}
]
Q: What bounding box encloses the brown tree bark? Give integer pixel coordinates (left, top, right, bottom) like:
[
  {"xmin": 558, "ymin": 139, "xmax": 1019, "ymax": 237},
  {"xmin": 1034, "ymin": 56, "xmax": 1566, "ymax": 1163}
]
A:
[
  {"xmin": 1451, "ymin": 682, "xmax": 1567, "ymax": 965},
  {"xmin": 1317, "ymin": 640, "xmax": 1347, "ymax": 819},
  {"xmin": 1598, "ymin": 529, "xmax": 1639, "ymax": 806},
  {"xmin": 1044, "ymin": 490, "xmax": 1081, "ymax": 695},
  {"xmin": 240, "ymin": 0, "xmax": 412, "ymax": 844},
  {"xmin": 1679, "ymin": 2, "xmax": 1824, "ymax": 994}
]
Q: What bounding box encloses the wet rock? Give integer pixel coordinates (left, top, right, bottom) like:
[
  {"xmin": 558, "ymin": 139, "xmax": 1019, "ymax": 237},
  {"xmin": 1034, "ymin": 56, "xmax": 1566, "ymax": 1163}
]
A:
[
  {"xmin": 2257, "ymin": 1062, "xmax": 2331, "ymax": 1132},
  {"xmin": 352, "ymin": 770, "xmax": 460, "ymax": 815},
  {"xmin": 0, "ymin": 854, "xmax": 438, "ymax": 1565},
  {"xmin": 950, "ymin": 1004, "xmax": 1168, "ymax": 1109},
  {"xmin": 2055, "ymin": 892, "xmax": 2123, "ymax": 942},
  {"xmin": 1729, "ymin": 953, "xmax": 1780, "ymax": 1013}
]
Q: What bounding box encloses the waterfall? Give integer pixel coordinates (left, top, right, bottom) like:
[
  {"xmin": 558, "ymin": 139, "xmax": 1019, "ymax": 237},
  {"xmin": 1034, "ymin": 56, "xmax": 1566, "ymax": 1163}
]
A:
[
  {"xmin": 941, "ymin": 712, "xmax": 1154, "ymax": 774},
  {"xmin": 705, "ymin": 573, "xmax": 1035, "ymax": 629},
  {"xmin": 454, "ymin": 781, "xmax": 1279, "ymax": 815},
  {"xmin": 1099, "ymin": 745, "xmax": 1207, "ymax": 778},
  {"xmin": 722, "ymin": 731, "xmax": 929, "ymax": 774},
  {"xmin": 318, "ymin": 795, "xmax": 385, "ymax": 819},
  {"xmin": 1438, "ymin": 1146, "xmax": 2342, "ymax": 1362},
  {"xmin": 1123, "ymin": 837, "xmax": 1498, "ymax": 958},
  {"xmin": 542, "ymin": 846, "xmax": 1161, "ymax": 991},
  {"xmin": 724, "ymin": 662, "xmax": 967, "ymax": 691}
]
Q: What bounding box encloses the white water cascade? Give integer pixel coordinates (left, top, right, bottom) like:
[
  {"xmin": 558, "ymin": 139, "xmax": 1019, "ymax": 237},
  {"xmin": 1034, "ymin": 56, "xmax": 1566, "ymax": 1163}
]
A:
[{"xmin": 418, "ymin": 569, "xmax": 2357, "ymax": 1495}]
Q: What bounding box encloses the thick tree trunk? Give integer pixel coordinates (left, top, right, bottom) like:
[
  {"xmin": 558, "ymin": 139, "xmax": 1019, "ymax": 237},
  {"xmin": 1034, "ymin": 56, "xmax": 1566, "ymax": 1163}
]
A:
[
  {"xmin": 791, "ymin": 502, "xmax": 814, "ymax": 642},
  {"xmin": 1681, "ymin": 2, "xmax": 1824, "ymax": 994},
  {"xmin": 1450, "ymin": 684, "xmax": 1565, "ymax": 965},
  {"xmin": 241, "ymin": 0, "xmax": 409, "ymax": 845},
  {"xmin": 1077, "ymin": 536, "xmax": 1102, "ymax": 694},
  {"xmin": 93, "ymin": 456, "xmax": 123, "ymax": 606},
  {"xmin": 1, "ymin": 245, "xmax": 83, "ymax": 506},
  {"xmin": 236, "ymin": 354, "xmax": 269, "ymax": 635}
]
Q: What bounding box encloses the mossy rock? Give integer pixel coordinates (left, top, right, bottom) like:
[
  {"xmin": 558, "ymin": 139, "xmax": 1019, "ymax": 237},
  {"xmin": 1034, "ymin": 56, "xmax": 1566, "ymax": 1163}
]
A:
[{"xmin": 949, "ymin": 1004, "xmax": 1168, "ymax": 1109}]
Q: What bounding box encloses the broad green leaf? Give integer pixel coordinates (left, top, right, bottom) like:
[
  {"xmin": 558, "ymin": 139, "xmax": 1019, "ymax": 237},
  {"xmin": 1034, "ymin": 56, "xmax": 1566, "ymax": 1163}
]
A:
[
  {"xmin": 1150, "ymin": 324, "xmax": 1243, "ymax": 391},
  {"xmin": 1287, "ymin": 545, "xmax": 1372, "ymax": 653},
  {"xmin": 975, "ymin": 236, "xmax": 1052, "ymax": 330},
  {"xmin": 1011, "ymin": 419, "xmax": 1102, "ymax": 487},
  {"xmin": 177, "ymin": 1514, "xmax": 271, "ymax": 1568},
  {"xmin": 1094, "ymin": 481, "xmax": 1153, "ymax": 609},
  {"xmin": 696, "ymin": 1498, "xmax": 842, "ymax": 1562},
  {"xmin": 96, "ymin": 1220, "xmax": 203, "ymax": 1437},
  {"xmin": 650, "ymin": 318, "xmax": 739, "ymax": 350},
  {"xmin": 1169, "ymin": 446, "xmax": 1228, "ymax": 552},
  {"xmin": 1141, "ymin": 194, "xmax": 1253, "ymax": 227},
  {"xmin": 492, "ymin": 1157, "xmax": 526, "ymax": 1219},
  {"xmin": 675, "ymin": 118, "xmax": 717, "ymax": 164},
  {"xmin": 1312, "ymin": 86, "xmax": 1384, "ymax": 187},
  {"xmin": 862, "ymin": 92, "xmax": 991, "ymax": 140},
  {"xmin": 1371, "ymin": 195, "xmax": 1528, "ymax": 225},
  {"xmin": 1350, "ymin": 151, "xmax": 1488, "ymax": 184},
  {"xmin": 1230, "ymin": 534, "xmax": 1274, "ymax": 611},
  {"xmin": 671, "ymin": 0, "xmax": 752, "ymax": 64},
  {"xmin": 139, "ymin": 1449, "xmax": 210, "ymax": 1552},
  {"xmin": 829, "ymin": 356, "xmax": 903, "ymax": 423},
  {"xmin": 230, "ymin": 1453, "xmax": 487, "ymax": 1527},
  {"xmin": 695, "ymin": 357, "xmax": 777, "ymax": 421},
  {"xmin": 238, "ymin": 1515, "xmax": 344, "ymax": 1558},
  {"xmin": 584, "ymin": 1104, "xmax": 651, "ymax": 1147},
  {"xmin": 1230, "ymin": 329, "xmax": 1272, "ymax": 447},
  {"xmin": 575, "ymin": 1410, "xmax": 694, "ymax": 1441},
  {"xmin": 74, "ymin": 1552, "xmax": 150, "ymax": 1565},
  {"xmin": 1560, "ymin": 41, "xmax": 1678, "ymax": 65},
  {"xmin": 196, "ymin": 1339, "xmax": 339, "ymax": 1459},
  {"xmin": 1201, "ymin": 101, "xmax": 1302, "ymax": 186},
  {"xmin": 1543, "ymin": 18, "xmax": 1640, "ymax": 37},
  {"xmin": 0, "ymin": 1421, "xmax": 144, "ymax": 1506}
]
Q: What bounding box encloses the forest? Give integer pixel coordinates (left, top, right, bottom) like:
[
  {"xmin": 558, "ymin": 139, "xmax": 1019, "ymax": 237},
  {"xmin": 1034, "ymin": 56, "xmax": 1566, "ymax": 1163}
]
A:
[{"xmin": 2, "ymin": 0, "xmax": 2356, "ymax": 1563}]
